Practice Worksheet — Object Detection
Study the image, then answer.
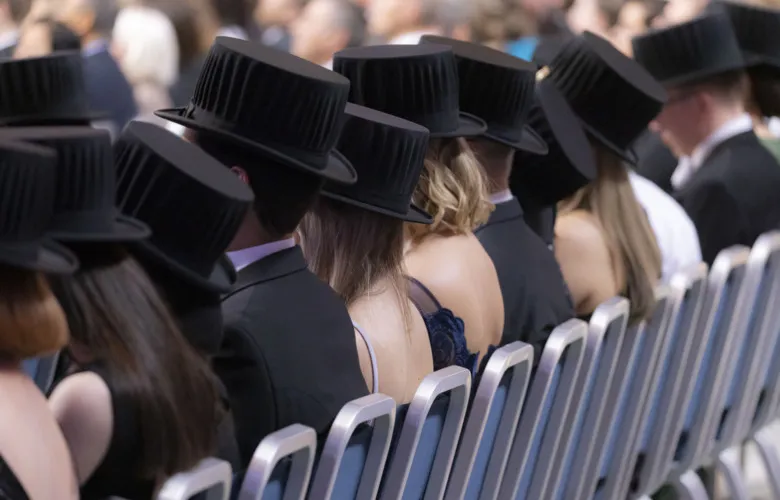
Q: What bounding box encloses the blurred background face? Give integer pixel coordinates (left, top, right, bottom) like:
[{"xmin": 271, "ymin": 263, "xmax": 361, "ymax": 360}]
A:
[
  {"xmin": 567, "ymin": 0, "xmax": 607, "ymax": 35},
  {"xmin": 653, "ymin": 88, "xmax": 707, "ymax": 156},
  {"xmin": 13, "ymin": 20, "xmax": 49, "ymax": 57},
  {"xmin": 291, "ymin": 0, "xmax": 347, "ymax": 63},
  {"xmin": 58, "ymin": 0, "xmax": 92, "ymax": 37},
  {"xmin": 653, "ymin": 0, "xmax": 705, "ymax": 28},
  {"xmin": 520, "ymin": 0, "xmax": 565, "ymax": 17},
  {"xmin": 367, "ymin": 0, "xmax": 420, "ymax": 38},
  {"xmin": 255, "ymin": 0, "xmax": 300, "ymax": 26}
]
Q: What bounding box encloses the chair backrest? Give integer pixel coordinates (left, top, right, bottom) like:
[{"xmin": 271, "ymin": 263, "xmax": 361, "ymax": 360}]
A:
[
  {"xmin": 381, "ymin": 366, "xmax": 471, "ymax": 500},
  {"xmin": 633, "ymin": 263, "xmax": 708, "ymax": 496},
  {"xmin": 673, "ymin": 246, "xmax": 750, "ymax": 474},
  {"xmin": 23, "ymin": 353, "xmax": 60, "ymax": 393},
  {"xmin": 156, "ymin": 458, "xmax": 233, "ymax": 500},
  {"xmin": 308, "ymin": 394, "xmax": 396, "ymax": 500},
  {"xmin": 548, "ymin": 298, "xmax": 630, "ymax": 500},
  {"xmin": 597, "ymin": 287, "xmax": 674, "ymax": 500},
  {"xmin": 497, "ymin": 319, "xmax": 589, "ymax": 500},
  {"xmin": 445, "ymin": 342, "xmax": 534, "ymax": 500},
  {"xmin": 237, "ymin": 424, "xmax": 317, "ymax": 500}
]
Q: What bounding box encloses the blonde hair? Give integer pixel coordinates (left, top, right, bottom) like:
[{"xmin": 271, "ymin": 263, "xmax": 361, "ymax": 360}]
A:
[
  {"xmin": 0, "ymin": 264, "xmax": 69, "ymax": 361},
  {"xmin": 559, "ymin": 144, "xmax": 662, "ymax": 323},
  {"xmin": 407, "ymin": 138, "xmax": 493, "ymax": 243}
]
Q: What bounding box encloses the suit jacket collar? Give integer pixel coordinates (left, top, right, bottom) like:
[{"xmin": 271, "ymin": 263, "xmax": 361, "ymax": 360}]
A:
[
  {"xmin": 229, "ymin": 246, "xmax": 308, "ymax": 294},
  {"xmin": 479, "ymin": 198, "xmax": 524, "ymax": 231},
  {"xmin": 706, "ymin": 130, "xmax": 758, "ymax": 161}
]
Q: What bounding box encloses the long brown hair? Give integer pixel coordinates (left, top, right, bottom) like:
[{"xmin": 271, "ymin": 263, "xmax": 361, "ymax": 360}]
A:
[
  {"xmin": 559, "ymin": 144, "xmax": 661, "ymax": 323},
  {"xmin": 0, "ymin": 264, "xmax": 68, "ymax": 362},
  {"xmin": 299, "ymin": 197, "xmax": 411, "ymax": 321},
  {"xmin": 49, "ymin": 244, "xmax": 221, "ymax": 482},
  {"xmin": 406, "ymin": 138, "xmax": 493, "ymax": 243}
]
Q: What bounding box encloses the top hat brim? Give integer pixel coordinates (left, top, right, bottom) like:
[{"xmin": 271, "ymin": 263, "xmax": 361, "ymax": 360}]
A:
[
  {"xmin": 580, "ymin": 120, "xmax": 638, "ymax": 165},
  {"xmin": 429, "ymin": 112, "xmax": 488, "ymax": 138},
  {"xmin": 0, "ymin": 238, "xmax": 79, "ymax": 274},
  {"xmin": 154, "ymin": 107, "xmax": 358, "ymax": 186},
  {"xmin": 321, "ymin": 190, "xmax": 433, "ymax": 225},
  {"xmin": 0, "ymin": 110, "xmax": 109, "ymax": 127},
  {"xmin": 484, "ymin": 124, "xmax": 549, "ymax": 155},
  {"xmin": 49, "ymin": 214, "xmax": 151, "ymax": 243}
]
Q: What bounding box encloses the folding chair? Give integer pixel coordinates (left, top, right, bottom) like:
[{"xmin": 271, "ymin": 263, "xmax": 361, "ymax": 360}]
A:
[
  {"xmin": 308, "ymin": 394, "xmax": 396, "ymax": 500},
  {"xmin": 237, "ymin": 424, "xmax": 316, "ymax": 500},
  {"xmin": 381, "ymin": 366, "xmax": 471, "ymax": 500},
  {"xmin": 23, "ymin": 352, "xmax": 60, "ymax": 393},
  {"xmin": 497, "ymin": 318, "xmax": 589, "ymax": 500},
  {"xmin": 156, "ymin": 458, "xmax": 233, "ymax": 500},
  {"xmin": 445, "ymin": 342, "xmax": 534, "ymax": 500}
]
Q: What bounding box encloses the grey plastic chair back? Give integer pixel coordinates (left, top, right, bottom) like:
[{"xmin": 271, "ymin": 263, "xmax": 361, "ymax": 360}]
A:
[
  {"xmin": 381, "ymin": 366, "xmax": 471, "ymax": 500},
  {"xmin": 308, "ymin": 394, "xmax": 396, "ymax": 500},
  {"xmin": 445, "ymin": 342, "xmax": 534, "ymax": 500},
  {"xmin": 23, "ymin": 353, "xmax": 60, "ymax": 393},
  {"xmin": 497, "ymin": 319, "xmax": 589, "ymax": 500},
  {"xmin": 548, "ymin": 298, "xmax": 630, "ymax": 500},
  {"xmin": 156, "ymin": 458, "xmax": 233, "ymax": 500},
  {"xmin": 238, "ymin": 424, "xmax": 317, "ymax": 500}
]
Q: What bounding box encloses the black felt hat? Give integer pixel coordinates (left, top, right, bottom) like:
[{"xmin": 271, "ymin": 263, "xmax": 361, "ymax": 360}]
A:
[
  {"xmin": 711, "ymin": 1, "xmax": 780, "ymax": 73},
  {"xmin": 114, "ymin": 122, "xmax": 255, "ymax": 293},
  {"xmin": 156, "ymin": 37, "xmax": 356, "ymax": 185},
  {"xmin": 323, "ymin": 104, "xmax": 432, "ymax": 224},
  {"xmin": 419, "ymin": 35, "xmax": 548, "ymax": 155},
  {"xmin": 332, "ymin": 44, "xmax": 487, "ymax": 138},
  {"xmin": 510, "ymin": 80, "xmax": 598, "ymax": 207},
  {"xmin": 543, "ymin": 31, "xmax": 667, "ymax": 164},
  {"xmin": 0, "ymin": 52, "xmax": 103, "ymax": 126},
  {"xmin": 0, "ymin": 140, "xmax": 78, "ymax": 274},
  {"xmin": 0, "ymin": 127, "xmax": 150, "ymax": 242},
  {"xmin": 632, "ymin": 13, "xmax": 745, "ymax": 87}
]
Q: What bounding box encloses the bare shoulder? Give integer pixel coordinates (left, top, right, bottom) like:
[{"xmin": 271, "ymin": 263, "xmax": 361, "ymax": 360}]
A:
[
  {"xmin": 49, "ymin": 371, "xmax": 112, "ymax": 414},
  {"xmin": 406, "ymin": 233, "xmax": 493, "ymax": 289},
  {"xmin": 555, "ymin": 210, "xmax": 604, "ymax": 246}
]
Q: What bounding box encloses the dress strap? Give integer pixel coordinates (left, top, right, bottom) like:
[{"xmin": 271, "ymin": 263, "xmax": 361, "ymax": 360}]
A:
[
  {"xmin": 405, "ymin": 276, "xmax": 444, "ymax": 314},
  {"xmin": 353, "ymin": 322, "xmax": 379, "ymax": 394}
]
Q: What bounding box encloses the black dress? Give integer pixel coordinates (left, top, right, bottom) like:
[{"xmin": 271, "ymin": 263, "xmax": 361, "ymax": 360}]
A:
[{"xmin": 0, "ymin": 457, "xmax": 28, "ymax": 500}]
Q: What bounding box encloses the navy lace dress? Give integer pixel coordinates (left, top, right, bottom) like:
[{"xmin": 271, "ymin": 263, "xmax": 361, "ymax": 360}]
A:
[
  {"xmin": 0, "ymin": 457, "xmax": 28, "ymax": 500},
  {"xmin": 407, "ymin": 277, "xmax": 497, "ymax": 377}
]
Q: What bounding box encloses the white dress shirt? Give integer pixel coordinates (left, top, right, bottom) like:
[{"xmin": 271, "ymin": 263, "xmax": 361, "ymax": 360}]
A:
[
  {"xmin": 227, "ymin": 238, "xmax": 297, "ymax": 272},
  {"xmin": 0, "ymin": 29, "xmax": 17, "ymax": 52},
  {"xmin": 388, "ymin": 30, "xmax": 439, "ymax": 45},
  {"xmin": 489, "ymin": 189, "xmax": 514, "ymax": 205},
  {"xmin": 671, "ymin": 113, "xmax": 754, "ymax": 190},
  {"xmin": 629, "ymin": 171, "xmax": 702, "ymax": 282}
]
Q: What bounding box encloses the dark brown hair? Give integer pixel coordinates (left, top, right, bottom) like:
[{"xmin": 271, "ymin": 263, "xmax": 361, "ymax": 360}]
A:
[
  {"xmin": 49, "ymin": 244, "xmax": 221, "ymax": 481},
  {"xmin": 0, "ymin": 264, "xmax": 69, "ymax": 362},
  {"xmin": 749, "ymin": 66, "xmax": 780, "ymax": 118}
]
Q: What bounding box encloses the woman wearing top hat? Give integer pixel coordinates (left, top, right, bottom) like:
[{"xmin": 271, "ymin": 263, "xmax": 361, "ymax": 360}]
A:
[
  {"xmin": 333, "ymin": 44, "xmax": 504, "ymax": 365},
  {"xmin": 2, "ymin": 125, "xmax": 227, "ymax": 499},
  {"xmin": 300, "ymin": 104, "xmax": 437, "ymax": 401},
  {"xmin": 0, "ymin": 141, "xmax": 80, "ymax": 500},
  {"xmin": 541, "ymin": 31, "xmax": 664, "ymax": 324}
]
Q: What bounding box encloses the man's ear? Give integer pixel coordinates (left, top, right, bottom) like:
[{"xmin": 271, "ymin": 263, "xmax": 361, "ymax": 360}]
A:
[{"xmin": 231, "ymin": 166, "xmax": 250, "ymax": 184}]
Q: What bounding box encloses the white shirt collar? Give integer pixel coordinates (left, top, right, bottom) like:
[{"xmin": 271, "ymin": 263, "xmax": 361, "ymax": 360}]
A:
[
  {"xmin": 0, "ymin": 29, "xmax": 18, "ymax": 51},
  {"xmin": 83, "ymin": 38, "xmax": 108, "ymax": 57},
  {"xmin": 227, "ymin": 238, "xmax": 296, "ymax": 272},
  {"xmin": 322, "ymin": 59, "xmax": 333, "ymax": 70},
  {"xmin": 489, "ymin": 189, "xmax": 514, "ymax": 205},
  {"xmin": 671, "ymin": 113, "xmax": 753, "ymax": 190},
  {"xmin": 388, "ymin": 29, "xmax": 439, "ymax": 45}
]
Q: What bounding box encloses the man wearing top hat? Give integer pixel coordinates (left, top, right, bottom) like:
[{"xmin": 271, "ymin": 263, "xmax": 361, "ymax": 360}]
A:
[
  {"xmin": 156, "ymin": 37, "xmax": 369, "ymax": 466},
  {"xmin": 418, "ymin": 35, "xmax": 576, "ymax": 352},
  {"xmin": 633, "ymin": 12, "xmax": 780, "ymax": 266}
]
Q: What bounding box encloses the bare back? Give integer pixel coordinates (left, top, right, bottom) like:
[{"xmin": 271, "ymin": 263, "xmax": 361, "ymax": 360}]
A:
[
  {"xmin": 405, "ymin": 232, "xmax": 504, "ymax": 358},
  {"xmin": 0, "ymin": 367, "xmax": 78, "ymax": 500}
]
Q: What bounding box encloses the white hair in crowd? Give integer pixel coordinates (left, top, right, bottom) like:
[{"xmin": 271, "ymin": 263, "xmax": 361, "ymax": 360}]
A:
[{"xmin": 112, "ymin": 5, "xmax": 179, "ymax": 88}]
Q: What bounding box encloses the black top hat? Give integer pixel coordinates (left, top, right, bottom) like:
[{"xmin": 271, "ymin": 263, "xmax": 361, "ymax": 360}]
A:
[
  {"xmin": 323, "ymin": 104, "xmax": 433, "ymax": 224},
  {"xmin": 544, "ymin": 31, "xmax": 666, "ymax": 164},
  {"xmin": 419, "ymin": 35, "xmax": 548, "ymax": 155},
  {"xmin": 114, "ymin": 121, "xmax": 255, "ymax": 293},
  {"xmin": 0, "ymin": 127, "xmax": 150, "ymax": 243},
  {"xmin": 0, "ymin": 52, "xmax": 103, "ymax": 126},
  {"xmin": 155, "ymin": 37, "xmax": 356, "ymax": 185},
  {"xmin": 0, "ymin": 140, "xmax": 78, "ymax": 274},
  {"xmin": 332, "ymin": 44, "xmax": 487, "ymax": 138},
  {"xmin": 632, "ymin": 13, "xmax": 745, "ymax": 87},
  {"xmin": 510, "ymin": 80, "xmax": 598, "ymax": 208},
  {"xmin": 710, "ymin": 1, "xmax": 780, "ymax": 73}
]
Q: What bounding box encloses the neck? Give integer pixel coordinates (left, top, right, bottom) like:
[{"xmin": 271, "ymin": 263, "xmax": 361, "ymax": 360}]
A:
[
  {"xmin": 0, "ymin": 20, "xmax": 16, "ymax": 35},
  {"xmin": 228, "ymin": 213, "xmax": 294, "ymax": 251},
  {"xmin": 750, "ymin": 111, "xmax": 773, "ymax": 139},
  {"xmin": 701, "ymin": 105, "xmax": 745, "ymax": 145},
  {"xmin": 82, "ymin": 32, "xmax": 104, "ymax": 46}
]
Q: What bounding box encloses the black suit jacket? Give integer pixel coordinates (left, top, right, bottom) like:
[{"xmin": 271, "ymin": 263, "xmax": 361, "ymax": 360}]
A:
[
  {"xmin": 83, "ymin": 48, "xmax": 137, "ymax": 134},
  {"xmin": 634, "ymin": 130, "xmax": 678, "ymax": 194},
  {"xmin": 475, "ymin": 199, "xmax": 575, "ymax": 353},
  {"xmin": 213, "ymin": 246, "xmax": 369, "ymax": 466},
  {"xmin": 675, "ymin": 131, "xmax": 780, "ymax": 265}
]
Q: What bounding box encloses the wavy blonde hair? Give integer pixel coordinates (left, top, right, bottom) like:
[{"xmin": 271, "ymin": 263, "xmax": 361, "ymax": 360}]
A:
[
  {"xmin": 406, "ymin": 138, "xmax": 494, "ymax": 243},
  {"xmin": 559, "ymin": 144, "xmax": 662, "ymax": 323}
]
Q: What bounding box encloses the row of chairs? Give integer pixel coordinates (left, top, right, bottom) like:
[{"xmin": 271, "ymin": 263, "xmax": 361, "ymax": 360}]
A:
[{"xmin": 63, "ymin": 231, "xmax": 780, "ymax": 499}]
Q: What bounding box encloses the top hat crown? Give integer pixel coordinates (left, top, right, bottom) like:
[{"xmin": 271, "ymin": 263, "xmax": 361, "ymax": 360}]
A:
[
  {"xmin": 0, "ymin": 127, "xmax": 150, "ymax": 242},
  {"xmin": 156, "ymin": 37, "xmax": 356, "ymax": 185},
  {"xmin": 333, "ymin": 44, "xmax": 487, "ymax": 138},
  {"xmin": 632, "ymin": 12, "xmax": 745, "ymax": 87},
  {"xmin": 0, "ymin": 52, "xmax": 101, "ymax": 126},
  {"xmin": 114, "ymin": 121, "xmax": 255, "ymax": 293},
  {"xmin": 0, "ymin": 140, "xmax": 78, "ymax": 273},
  {"xmin": 545, "ymin": 31, "xmax": 667, "ymax": 164},
  {"xmin": 323, "ymin": 103, "xmax": 432, "ymax": 224},
  {"xmin": 511, "ymin": 80, "xmax": 597, "ymax": 208},
  {"xmin": 712, "ymin": 1, "xmax": 780, "ymax": 71},
  {"xmin": 419, "ymin": 35, "xmax": 548, "ymax": 155}
]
